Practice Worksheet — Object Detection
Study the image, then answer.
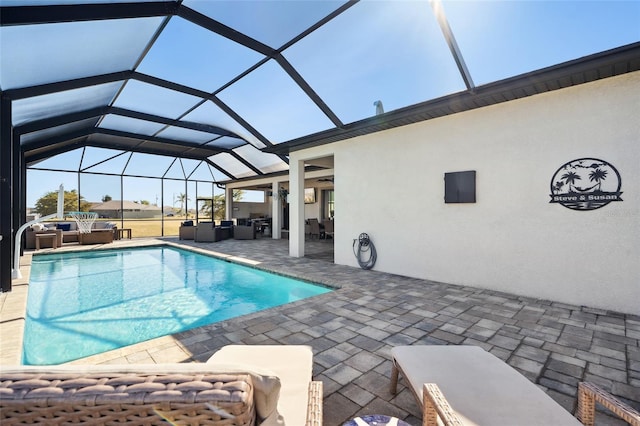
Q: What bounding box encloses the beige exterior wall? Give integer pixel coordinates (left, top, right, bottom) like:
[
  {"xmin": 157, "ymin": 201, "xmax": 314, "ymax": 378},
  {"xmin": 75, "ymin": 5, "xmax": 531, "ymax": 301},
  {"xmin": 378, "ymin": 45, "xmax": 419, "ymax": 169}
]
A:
[{"xmin": 291, "ymin": 71, "xmax": 640, "ymax": 314}]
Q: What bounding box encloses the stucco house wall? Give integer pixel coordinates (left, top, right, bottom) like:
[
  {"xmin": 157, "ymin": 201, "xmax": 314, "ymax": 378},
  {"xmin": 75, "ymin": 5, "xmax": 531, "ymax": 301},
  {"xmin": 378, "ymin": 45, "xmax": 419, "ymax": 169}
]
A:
[{"xmin": 292, "ymin": 71, "xmax": 639, "ymax": 315}]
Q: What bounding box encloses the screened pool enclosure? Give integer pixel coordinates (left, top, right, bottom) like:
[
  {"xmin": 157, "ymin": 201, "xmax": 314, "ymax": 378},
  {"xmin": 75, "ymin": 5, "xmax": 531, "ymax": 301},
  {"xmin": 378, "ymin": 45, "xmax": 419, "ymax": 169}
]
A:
[{"xmin": 1, "ymin": 0, "xmax": 638, "ymax": 291}]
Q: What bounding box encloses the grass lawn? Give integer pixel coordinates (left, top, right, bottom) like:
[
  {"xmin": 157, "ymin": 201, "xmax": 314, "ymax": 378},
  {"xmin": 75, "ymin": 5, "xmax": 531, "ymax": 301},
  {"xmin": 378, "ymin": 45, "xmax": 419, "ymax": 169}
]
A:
[{"xmin": 119, "ymin": 219, "xmax": 183, "ymax": 238}]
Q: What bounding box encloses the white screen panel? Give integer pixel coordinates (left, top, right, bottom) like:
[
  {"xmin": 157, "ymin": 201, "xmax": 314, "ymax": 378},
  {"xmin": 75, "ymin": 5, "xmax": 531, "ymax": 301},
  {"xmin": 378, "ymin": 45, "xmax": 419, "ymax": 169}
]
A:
[{"xmin": 0, "ymin": 17, "xmax": 163, "ymax": 90}]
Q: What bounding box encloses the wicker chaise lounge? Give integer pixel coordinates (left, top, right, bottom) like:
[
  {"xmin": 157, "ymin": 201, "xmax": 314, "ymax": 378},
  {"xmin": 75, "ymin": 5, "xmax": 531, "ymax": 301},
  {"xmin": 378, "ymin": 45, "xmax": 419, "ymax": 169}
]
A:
[
  {"xmin": 390, "ymin": 345, "xmax": 640, "ymax": 426},
  {"xmin": 0, "ymin": 345, "xmax": 322, "ymax": 426}
]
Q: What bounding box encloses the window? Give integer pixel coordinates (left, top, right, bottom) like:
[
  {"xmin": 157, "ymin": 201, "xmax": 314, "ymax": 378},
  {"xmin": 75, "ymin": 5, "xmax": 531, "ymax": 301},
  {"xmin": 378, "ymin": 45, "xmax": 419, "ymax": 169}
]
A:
[{"xmin": 444, "ymin": 171, "xmax": 476, "ymax": 203}]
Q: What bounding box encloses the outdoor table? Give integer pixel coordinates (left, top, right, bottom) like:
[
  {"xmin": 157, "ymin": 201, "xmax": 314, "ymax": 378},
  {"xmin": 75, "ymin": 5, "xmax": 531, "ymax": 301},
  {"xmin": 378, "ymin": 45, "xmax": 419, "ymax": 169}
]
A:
[
  {"xmin": 35, "ymin": 233, "xmax": 57, "ymax": 250},
  {"xmin": 343, "ymin": 415, "xmax": 410, "ymax": 426},
  {"xmin": 116, "ymin": 228, "xmax": 132, "ymax": 240}
]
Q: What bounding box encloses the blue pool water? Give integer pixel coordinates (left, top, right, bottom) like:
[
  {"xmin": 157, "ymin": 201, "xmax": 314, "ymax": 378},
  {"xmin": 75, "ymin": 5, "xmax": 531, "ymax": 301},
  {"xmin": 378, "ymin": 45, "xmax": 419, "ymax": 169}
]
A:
[{"xmin": 24, "ymin": 246, "xmax": 331, "ymax": 365}]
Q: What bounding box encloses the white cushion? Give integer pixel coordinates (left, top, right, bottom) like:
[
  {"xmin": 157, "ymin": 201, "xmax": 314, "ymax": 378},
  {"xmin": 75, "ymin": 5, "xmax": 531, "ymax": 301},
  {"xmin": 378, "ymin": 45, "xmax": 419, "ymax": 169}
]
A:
[
  {"xmin": 392, "ymin": 345, "xmax": 581, "ymax": 426},
  {"xmin": 30, "ymin": 223, "xmax": 46, "ymax": 231},
  {"xmin": 207, "ymin": 345, "xmax": 313, "ymax": 426}
]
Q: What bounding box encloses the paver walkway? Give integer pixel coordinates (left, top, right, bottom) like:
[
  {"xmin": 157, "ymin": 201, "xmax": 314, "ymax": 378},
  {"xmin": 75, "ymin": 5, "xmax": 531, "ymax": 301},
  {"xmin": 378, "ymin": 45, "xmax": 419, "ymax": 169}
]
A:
[{"xmin": 4, "ymin": 237, "xmax": 639, "ymax": 425}]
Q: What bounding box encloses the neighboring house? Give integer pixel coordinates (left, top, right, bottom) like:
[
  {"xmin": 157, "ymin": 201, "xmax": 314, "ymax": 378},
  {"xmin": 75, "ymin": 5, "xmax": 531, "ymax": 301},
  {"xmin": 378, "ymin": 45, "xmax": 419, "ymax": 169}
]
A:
[
  {"xmin": 90, "ymin": 200, "xmax": 161, "ymax": 219},
  {"xmin": 25, "ymin": 208, "xmax": 40, "ymax": 222}
]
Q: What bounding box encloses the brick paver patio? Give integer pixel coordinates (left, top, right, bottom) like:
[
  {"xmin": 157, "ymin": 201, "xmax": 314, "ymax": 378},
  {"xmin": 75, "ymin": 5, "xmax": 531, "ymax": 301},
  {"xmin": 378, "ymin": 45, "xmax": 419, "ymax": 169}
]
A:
[{"xmin": 2, "ymin": 237, "xmax": 638, "ymax": 425}]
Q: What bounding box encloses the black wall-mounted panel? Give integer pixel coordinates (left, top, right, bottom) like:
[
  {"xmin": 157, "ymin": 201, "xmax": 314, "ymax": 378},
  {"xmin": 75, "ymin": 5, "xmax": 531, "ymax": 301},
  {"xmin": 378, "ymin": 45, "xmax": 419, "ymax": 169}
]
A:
[{"xmin": 444, "ymin": 170, "xmax": 476, "ymax": 203}]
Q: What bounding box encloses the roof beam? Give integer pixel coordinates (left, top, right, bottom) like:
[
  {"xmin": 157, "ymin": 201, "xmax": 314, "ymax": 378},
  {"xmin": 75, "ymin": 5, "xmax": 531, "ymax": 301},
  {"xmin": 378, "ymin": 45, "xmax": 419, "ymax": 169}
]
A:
[
  {"xmin": 178, "ymin": 6, "xmax": 276, "ymax": 57},
  {"xmin": 22, "ymin": 128, "xmax": 92, "ymax": 152},
  {"xmin": 17, "ymin": 108, "xmax": 271, "ymax": 179},
  {"xmin": 203, "ymin": 158, "xmax": 235, "ymax": 181},
  {"xmin": 178, "ymin": 2, "xmax": 351, "ymax": 136},
  {"xmin": 15, "ymin": 105, "xmax": 240, "ymax": 140},
  {"xmin": 275, "ymin": 54, "xmax": 343, "ymax": 127},
  {"xmin": 80, "ymin": 150, "xmax": 130, "ymax": 172},
  {"xmin": 229, "ymin": 151, "xmax": 264, "ymax": 177},
  {"xmin": 208, "ymin": 97, "xmax": 274, "ymax": 148},
  {"xmin": 4, "ymin": 71, "xmax": 132, "ymax": 100},
  {"xmin": 109, "ymin": 107, "xmax": 238, "ymax": 138},
  {"xmin": 20, "ymin": 125, "xmax": 225, "ymax": 158},
  {"xmin": 7, "ymin": 71, "xmax": 273, "ymax": 151},
  {"xmin": 85, "ymin": 139, "xmax": 213, "ymax": 162},
  {"xmin": 0, "ymin": 1, "xmax": 179, "ymax": 26},
  {"xmin": 279, "ymin": 1, "xmax": 359, "ymax": 51},
  {"xmin": 4, "ymin": 71, "xmax": 211, "ymax": 102},
  {"xmin": 15, "ymin": 106, "xmax": 109, "ymax": 134},
  {"xmin": 133, "ymin": 72, "xmax": 212, "ymax": 99},
  {"xmin": 95, "ymin": 128, "xmax": 224, "ymax": 154},
  {"xmin": 28, "ymin": 147, "xmax": 236, "ymax": 182},
  {"xmin": 25, "ymin": 139, "xmax": 87, "ymax": 164},
  {"xmin": 430, "ymin": 0, "xmax": 475, "ymax": 90}
]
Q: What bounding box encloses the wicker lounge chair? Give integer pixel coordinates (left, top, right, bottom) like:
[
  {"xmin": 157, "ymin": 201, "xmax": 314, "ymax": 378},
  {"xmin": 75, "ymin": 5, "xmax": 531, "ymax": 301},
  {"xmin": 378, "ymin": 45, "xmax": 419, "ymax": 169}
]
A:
[
  {"xmin": 195, "ymin": 222, "xmax": 231, "ymax": 242},
  {"xmin": 0, "ymin": 345, "xmax": 322, "ymax": 426},
  {"xmin": 390, "ymin": 345, "xmax": 639, "ymax": 426},
  {"xmin": 234, "ymin": 223, "xmax": 257, "ymax": 240},
  {"xmin": 179, "ymin": 221, "xmax": 196, "ymax": 240}
]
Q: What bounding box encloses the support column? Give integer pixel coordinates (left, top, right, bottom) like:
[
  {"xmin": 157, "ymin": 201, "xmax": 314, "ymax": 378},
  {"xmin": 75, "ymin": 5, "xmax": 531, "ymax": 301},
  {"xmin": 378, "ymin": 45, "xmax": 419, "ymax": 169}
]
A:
[
  {"xmin": 13, "ymin": 130, "xmax": 23, "ymax": 258},
  {"xmin": 1, "ymin": 95, "xmax": 13, "ymax": 291},
  {"xmin": 225, "ymin": 186, "xmax": 233, "ymax": 220},
  {"xmin": 289, "ymin": 159, "xmax": 305, "ymax": 257},
  {"xmin": 19, "ymin": 149, "xmax": 27, "ymax": 256},
  {"xmin": 161, "ymin": 179, "xmax": 165, "ymax": 236},
  {"xmin": 271, "ymin": 180, "xmax": 281, "ymax": 239}
]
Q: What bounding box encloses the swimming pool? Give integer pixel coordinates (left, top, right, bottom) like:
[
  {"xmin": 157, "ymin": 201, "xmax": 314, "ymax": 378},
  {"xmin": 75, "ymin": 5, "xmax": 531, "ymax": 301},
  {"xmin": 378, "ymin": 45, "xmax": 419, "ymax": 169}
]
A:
[{"xmin": 23, "ymin": 246, "xmax": 331, "ymax": 365}]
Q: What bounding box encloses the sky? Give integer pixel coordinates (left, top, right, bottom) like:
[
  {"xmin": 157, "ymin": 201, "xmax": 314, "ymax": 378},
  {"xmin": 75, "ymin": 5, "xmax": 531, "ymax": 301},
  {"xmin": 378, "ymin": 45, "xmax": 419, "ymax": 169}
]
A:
[{"xmin": 17, "ymin": 0, "xmax": 640, "ymax": 207}]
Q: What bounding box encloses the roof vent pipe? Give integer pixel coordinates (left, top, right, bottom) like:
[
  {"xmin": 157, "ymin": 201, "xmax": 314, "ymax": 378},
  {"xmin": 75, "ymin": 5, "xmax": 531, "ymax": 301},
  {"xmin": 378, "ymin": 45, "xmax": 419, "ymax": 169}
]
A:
[{"xmin": 373, "ymin": 100, "xmax": 384, "ymax": 115}]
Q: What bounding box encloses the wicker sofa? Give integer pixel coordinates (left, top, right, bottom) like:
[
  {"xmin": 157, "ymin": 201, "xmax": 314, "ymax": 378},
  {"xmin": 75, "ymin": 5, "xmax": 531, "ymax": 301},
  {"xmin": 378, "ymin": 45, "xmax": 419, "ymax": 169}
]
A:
[
  {"xmin": 25, "ymin": 221, "xmax": 116, "ymax": 248},
  {"xmin": 78, "ymin": 229, "xmax": 114, "ymax": 245},
  {"xmin": 0, "ymin": 345, "xmax": 322, "ymax": 426}
]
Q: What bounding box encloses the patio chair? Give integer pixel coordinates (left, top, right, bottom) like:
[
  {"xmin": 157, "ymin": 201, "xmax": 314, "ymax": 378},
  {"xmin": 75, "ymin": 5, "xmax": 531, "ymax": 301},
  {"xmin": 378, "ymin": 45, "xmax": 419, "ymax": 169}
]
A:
[
  {"xmin": 195, "ymin": 221, "xmax": 216, "ymax": 242},
  {"xmin": 322, "ymin": 219, "xmax": 333, "ymax": 239},
  {"xmin": 194, "ymin": 221, "xmax": 230, "ymax": 242},
  {"xmin": 307, "ymin": 218, "xmax": 321, "ymax": 239},
  {"xmin": 389, "ymin": 345, "xmax": 639, "ymax": 426},
  {"xmin": 234, "ymin": 223, "xmax": 257, "ymax": 240},
  {"xmin": 179, "ymin": 220, "xmax": 195, "ymax": 240}
]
